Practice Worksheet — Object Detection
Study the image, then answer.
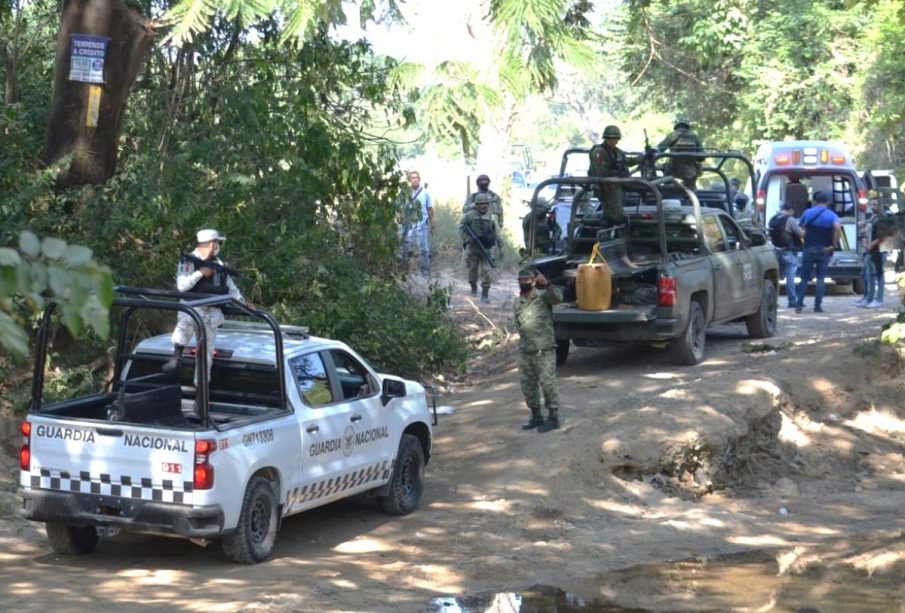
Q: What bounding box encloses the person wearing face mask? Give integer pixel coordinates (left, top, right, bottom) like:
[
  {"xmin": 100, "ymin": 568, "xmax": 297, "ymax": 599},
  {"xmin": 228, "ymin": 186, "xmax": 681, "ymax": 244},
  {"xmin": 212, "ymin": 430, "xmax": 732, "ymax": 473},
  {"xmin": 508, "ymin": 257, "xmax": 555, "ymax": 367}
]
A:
[
  {"xmin": 163, "ymin": 229, "xmax": 253, "ymax": 377},
  {"xmin": 514, "ymin": 267, "xmax": 563, "ymax": 433},
  {"xmin": 463, "ymin": 174, "xmax": 504, "ymax": 226}
]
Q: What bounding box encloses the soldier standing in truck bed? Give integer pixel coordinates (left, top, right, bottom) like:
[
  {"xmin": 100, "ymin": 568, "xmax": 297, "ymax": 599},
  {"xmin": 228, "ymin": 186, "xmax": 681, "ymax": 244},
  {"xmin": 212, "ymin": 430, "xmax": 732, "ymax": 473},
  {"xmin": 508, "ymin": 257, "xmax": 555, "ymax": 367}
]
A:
[
  {"xmin": 588, "ymin": 125, "xmax": 644, "ymax": 226},
  {"xmin": 657, "ymin": 115, "xmax": 703, "ymax": 190}
]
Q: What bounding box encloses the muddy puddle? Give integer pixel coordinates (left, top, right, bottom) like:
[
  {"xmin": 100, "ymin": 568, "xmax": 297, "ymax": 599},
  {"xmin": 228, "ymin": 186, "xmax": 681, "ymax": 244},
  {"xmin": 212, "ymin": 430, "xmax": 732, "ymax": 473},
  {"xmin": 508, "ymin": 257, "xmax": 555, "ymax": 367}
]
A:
[{"xmin": 431, "ymin": 547, "xmax": 905, "ymax": 612}]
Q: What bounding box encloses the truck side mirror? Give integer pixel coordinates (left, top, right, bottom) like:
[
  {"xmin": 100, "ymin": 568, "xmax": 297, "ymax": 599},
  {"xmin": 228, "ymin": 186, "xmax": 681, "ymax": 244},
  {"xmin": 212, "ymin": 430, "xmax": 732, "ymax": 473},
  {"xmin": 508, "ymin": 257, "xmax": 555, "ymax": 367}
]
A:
[
  {"xmin": 381, "ymin": 377, "xmax": 406, "ymax": 406},
  {"xmin": 748, "ymin": 232, "xmax": 767, "ymax": 246}
]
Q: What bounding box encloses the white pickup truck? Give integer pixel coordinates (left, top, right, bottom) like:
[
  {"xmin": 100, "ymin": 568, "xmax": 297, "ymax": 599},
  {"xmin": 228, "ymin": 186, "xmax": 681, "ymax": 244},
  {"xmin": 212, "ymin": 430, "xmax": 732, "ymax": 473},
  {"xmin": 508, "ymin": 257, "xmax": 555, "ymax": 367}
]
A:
[{"xmin": 18, "ymin": 287, "xmax": 434, "ymax": 563}]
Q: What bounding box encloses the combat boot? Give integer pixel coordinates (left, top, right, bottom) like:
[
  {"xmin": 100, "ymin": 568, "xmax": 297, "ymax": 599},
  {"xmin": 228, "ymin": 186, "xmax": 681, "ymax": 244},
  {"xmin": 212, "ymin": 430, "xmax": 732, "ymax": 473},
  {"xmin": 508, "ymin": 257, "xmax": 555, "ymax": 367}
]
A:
[
  {"xmin": 537, "ymin": 413, "xmax": 561, "ymax": 433},
  {"xmin": 470, "ymin": 282, "xmax": 478, "ymax": 295},
  {"xmin": 521, "ymin": 412, "xmax": 544, "ymax": 430},
  {"xmin": 162, "ymin": 345, "xmax": 184, "ymax": 374},
  {"xmin": 481, "ymin": 286, "xmax": 490, "ymax": 303}
]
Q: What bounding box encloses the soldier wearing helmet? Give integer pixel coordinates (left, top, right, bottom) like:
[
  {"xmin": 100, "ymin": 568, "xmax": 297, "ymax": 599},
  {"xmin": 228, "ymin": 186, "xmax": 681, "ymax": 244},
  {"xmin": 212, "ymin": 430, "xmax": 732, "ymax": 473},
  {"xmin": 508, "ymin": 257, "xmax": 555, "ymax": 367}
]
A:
[
  {"xmin": 463, "ymin": 173, "xmax": 504, "ymax": 226},
  {"xmin": 588, "ymin": 125, "xmax": 644, "ymax": 225},
  {"xmin": 460, "ymin": 192, "xmax": 502, "ymax": 303},
  {"xmin": 522, "ymin": 196, "xmax": 562, "ymax": 256},
  {"xmin": 657, "ymin": 115, "xmax": 703, "ymax": 189}
]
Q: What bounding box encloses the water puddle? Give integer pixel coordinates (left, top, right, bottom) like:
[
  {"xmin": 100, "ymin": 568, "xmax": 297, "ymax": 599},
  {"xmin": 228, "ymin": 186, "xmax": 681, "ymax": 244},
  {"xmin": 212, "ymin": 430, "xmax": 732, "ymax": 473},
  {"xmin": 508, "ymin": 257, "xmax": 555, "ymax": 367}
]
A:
[{"xmin": 431, "ymin": 547, "xmax": 905, "ymax": 612}]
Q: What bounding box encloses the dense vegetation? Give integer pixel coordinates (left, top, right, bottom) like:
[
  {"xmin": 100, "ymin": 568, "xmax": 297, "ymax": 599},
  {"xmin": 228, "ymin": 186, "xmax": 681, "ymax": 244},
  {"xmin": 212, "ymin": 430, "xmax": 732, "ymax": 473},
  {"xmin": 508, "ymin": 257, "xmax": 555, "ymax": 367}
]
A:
[{"xmin": 4, "ymin": 0, "xmax": 905, "ymax": 382}]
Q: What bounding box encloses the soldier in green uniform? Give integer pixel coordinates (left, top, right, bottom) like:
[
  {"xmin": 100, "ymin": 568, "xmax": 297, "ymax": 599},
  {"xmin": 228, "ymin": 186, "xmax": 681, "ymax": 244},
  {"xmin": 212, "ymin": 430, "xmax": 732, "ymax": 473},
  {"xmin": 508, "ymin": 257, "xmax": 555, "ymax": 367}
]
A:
[
  {"xmin": 522, "ymin": 196, "xmax": 562, "ymax": 256},
  {"xmin": 514, "ymin": 266, "xmax": 563, "ymax": 433},
  {"xmin": 588, "ymin": 125, "xmax": 644, "ymax": 225},
  {"xmin": 463, "ymin": 174, "xmax": 504, "ymax": 227},
  {"xmin": 657, "ymin": 115, "xmax": 703, "ymax": 190},
  {"xmin": 460, "ymin": 192, "xmax": 502, "ymax": 303}
]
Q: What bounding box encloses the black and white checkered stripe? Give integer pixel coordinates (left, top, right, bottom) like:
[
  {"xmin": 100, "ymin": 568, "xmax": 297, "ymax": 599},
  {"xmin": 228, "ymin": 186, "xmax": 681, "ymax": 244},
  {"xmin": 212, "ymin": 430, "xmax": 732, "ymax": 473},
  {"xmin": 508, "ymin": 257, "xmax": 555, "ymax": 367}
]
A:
[
  {"xmin": 284, "ymin": 459, "xmax": 391, "ymax": 513},
  {"xmin": 30, "ymin": 468, "xmax": 193, "ymax": 505}
]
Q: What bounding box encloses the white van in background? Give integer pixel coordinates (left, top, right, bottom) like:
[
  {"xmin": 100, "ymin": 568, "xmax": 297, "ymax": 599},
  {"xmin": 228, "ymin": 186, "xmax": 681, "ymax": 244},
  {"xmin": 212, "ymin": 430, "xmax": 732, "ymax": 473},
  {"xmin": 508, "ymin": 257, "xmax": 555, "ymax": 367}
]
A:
[{"xmin": 753, "ymin": 140, "xmax": 867, "ymax": 287}]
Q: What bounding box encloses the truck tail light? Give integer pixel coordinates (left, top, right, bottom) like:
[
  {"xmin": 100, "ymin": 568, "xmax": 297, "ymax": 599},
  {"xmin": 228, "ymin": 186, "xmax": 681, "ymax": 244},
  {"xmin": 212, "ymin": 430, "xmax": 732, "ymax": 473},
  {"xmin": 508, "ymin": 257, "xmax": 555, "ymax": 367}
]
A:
[
  {"xmin": 756, "ymin": 189, "xmax": 765, "ymax": 213},
  {"xmin": 20, "ymin": 421, "xmax": 31, "ymax": 471},
  {"xmin": 658, "ymin": 274, "xmax": 677, "ymax": 307},
  {"xmin": 194, "ymin": 439, "xmax": 216, "ymax": 490},
  {"xmin": 858, "ymin": 188, "xmax": 868, "ymax": 212}
]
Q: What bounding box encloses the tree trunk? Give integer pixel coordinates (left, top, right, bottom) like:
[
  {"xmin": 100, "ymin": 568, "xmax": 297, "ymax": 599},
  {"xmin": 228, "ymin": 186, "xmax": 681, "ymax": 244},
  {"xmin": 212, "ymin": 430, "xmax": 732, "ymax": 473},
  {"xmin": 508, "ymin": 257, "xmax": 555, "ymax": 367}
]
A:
[{"xmin": 43, "ymin": 0, "xmax": 154, "ymax": 189}]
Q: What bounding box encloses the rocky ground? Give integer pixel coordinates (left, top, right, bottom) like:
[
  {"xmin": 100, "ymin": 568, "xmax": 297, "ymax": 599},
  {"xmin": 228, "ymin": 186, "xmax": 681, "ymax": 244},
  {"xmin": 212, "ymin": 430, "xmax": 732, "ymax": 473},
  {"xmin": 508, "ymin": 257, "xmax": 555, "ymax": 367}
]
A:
[{"xmin": 1, "ymin": 265, "xmax": 904, "ymax": 611}]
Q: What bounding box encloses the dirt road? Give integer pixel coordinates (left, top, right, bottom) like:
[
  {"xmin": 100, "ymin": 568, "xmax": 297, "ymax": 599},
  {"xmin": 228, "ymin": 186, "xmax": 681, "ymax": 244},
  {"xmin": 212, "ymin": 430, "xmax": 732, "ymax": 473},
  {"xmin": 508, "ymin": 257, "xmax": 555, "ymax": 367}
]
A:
[{"xmin": 2, "ymin": 270, "xmax": 904, "ymax": 611}]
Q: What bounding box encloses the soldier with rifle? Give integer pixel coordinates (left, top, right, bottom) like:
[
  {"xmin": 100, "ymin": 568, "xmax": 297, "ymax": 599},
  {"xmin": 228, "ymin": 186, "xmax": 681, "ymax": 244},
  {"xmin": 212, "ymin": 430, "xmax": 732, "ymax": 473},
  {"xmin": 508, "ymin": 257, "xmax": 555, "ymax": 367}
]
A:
[
  {"xmin": 163, "ymin": 229, "xmax": 253, "ymax": 378},
  {"xmin": 460, "ymin": 193, "xmax": 502, "ymax": 303}
]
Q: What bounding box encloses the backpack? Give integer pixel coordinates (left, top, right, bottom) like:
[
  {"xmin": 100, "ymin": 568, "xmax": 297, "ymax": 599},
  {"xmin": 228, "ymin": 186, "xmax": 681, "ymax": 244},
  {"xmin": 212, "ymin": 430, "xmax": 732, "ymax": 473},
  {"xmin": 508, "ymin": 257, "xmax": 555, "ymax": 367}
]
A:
[{"xmin": 768, "ymin": 212, "xmax": 792, "ymax": 248}]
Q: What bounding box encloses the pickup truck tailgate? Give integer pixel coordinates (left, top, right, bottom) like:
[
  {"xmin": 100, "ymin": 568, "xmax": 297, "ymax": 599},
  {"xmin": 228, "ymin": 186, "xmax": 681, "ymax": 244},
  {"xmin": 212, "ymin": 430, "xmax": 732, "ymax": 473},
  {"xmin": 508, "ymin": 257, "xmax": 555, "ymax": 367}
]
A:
[
  {"xmin": 553, "ymin": 302, "xmax": 658, "ymax": 323},
  {"xmin": 23, "ymin": 416, "xmax": 197, "ymax": 505}
]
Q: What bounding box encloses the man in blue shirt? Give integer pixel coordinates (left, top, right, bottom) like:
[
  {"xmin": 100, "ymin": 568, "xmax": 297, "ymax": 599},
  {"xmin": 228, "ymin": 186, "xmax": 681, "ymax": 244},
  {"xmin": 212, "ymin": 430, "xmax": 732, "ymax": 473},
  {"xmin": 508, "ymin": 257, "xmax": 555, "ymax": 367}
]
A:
[{"xmin": 794, "ymin": 190, "xmax": 842, "ymax": 313}]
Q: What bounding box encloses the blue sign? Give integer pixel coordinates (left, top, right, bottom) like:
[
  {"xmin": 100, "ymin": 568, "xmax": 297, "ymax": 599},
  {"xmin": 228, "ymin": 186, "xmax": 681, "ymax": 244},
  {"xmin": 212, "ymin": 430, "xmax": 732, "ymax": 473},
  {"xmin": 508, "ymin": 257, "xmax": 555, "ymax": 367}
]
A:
[{"xmin": 69, "ymin": 34, "xmax": 109, "ymax": 84}]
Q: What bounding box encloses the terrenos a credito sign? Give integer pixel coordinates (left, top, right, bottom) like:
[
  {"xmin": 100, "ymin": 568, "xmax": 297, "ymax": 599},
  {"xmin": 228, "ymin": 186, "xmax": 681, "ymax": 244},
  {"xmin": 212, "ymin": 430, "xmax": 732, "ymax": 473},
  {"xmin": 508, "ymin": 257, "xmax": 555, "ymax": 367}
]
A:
[{"xmin": 69, "ymin": 34, "xmax": 109, "ymax": 84}]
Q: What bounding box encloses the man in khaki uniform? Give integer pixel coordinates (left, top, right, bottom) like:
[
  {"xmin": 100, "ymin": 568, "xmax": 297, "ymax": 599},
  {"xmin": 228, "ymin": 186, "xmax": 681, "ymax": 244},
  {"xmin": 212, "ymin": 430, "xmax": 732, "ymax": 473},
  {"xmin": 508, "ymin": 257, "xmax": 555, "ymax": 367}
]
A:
[
  {"xmin": 460, "ymin": 193, "xmax": 501, "ymax": 303},
  {"xmin": 514, "ymin": 266, "xmax": 563, "ymax": 432}
]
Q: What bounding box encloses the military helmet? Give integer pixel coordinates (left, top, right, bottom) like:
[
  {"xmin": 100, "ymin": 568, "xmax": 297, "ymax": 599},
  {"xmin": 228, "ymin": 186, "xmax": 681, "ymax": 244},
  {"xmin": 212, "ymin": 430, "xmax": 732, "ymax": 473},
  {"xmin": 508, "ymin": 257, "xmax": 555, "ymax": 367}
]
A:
[
  {"xmin": 474, "ymin": 192, "xmax": 491, "ymax": 205},
  {"xmin": 476, "ymin": 174, "xmax": 490, "ymax": 185},
  {"xmin": 673, "ymin": 114, "xmax": 691, "ymax": 129},
  {"xmin": 602, "ymin": 125, "xmax": 622, "ymax": 139},
  {"xmin": 531, "ymin": 196, "xmax": 550, "ymax": 211}
]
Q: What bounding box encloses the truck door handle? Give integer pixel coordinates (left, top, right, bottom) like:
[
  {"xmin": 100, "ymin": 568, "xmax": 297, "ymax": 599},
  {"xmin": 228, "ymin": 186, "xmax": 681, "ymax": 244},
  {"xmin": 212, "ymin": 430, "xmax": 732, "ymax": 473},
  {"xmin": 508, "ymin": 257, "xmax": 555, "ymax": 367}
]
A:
[
  {"xmin": 306, "ymin": 425, "xmax": 319, "ymax": 433},
  {"xmin": 96, "ymin": 428, "xmax": 123, "ymax": 437},
  {"xmin": 350, "ymin": 414, "xmax": 363, "ymax": 423}
]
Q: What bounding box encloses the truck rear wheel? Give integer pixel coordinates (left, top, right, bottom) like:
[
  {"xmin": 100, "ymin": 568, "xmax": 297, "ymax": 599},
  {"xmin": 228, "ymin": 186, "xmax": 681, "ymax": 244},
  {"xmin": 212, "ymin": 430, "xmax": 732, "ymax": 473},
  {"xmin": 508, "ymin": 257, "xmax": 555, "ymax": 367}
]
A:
[
  {"xmin": 555, "ymin": 339, "xmax": 570, "ymax": 366},
  {"xmin": 221, "ymin": 476, "xmax": 278, "ymax": 564},
  {"xmin": 746, "ymin": 280, "xmax": 777, "ymax": 338},
  {"xmin": 45, "ymin": 522, "xmax": 99, "ymax": 555},
  {"xmin": 669, "ymin": 301, "xmax": 706, "ymax": 365},
  {"xmin": 378, "ymin": 434, "xmax": 425, "ymax": 515}
]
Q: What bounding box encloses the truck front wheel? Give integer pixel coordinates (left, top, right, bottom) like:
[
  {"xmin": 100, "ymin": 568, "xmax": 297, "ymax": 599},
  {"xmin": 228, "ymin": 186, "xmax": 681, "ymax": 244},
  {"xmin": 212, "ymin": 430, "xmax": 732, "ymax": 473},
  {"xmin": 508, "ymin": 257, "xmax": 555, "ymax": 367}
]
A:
[
  {"xmin": 221, "ymin": 476, "xmax": 278, "ymax": 564},
  {"xmin": 45, "ymin": 522, "xmax": 99, "ymax": 555},
  {"xmin": 378, "ymin": 434, "xmax": 425, "ymax": 515},
  {"xmin": 555, "ymin": 339, "xmax": 570, "ymax": 366},
  {"xmin": 669, "ymin": 301, "xmax": 706, "ymax": 365},
  {"xmin": 746, "ymin": 280, "xmax": 778, "ymax": 338}
]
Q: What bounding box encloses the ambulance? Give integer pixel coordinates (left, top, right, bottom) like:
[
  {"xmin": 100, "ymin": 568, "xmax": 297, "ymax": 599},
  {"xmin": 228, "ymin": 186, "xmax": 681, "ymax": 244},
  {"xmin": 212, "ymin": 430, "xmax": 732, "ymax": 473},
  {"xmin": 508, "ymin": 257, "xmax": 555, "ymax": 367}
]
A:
[{"xmin": 753, "ymin": 140, "xmax": 867, "ymax": 287}]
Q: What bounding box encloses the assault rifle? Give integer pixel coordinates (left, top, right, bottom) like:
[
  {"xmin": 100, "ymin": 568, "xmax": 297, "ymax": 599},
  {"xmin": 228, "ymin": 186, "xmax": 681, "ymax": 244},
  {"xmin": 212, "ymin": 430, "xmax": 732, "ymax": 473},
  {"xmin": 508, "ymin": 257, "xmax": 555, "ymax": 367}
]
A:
[
  {"xmin": 181, "ymin": 252, "xmax": 241, "ymax": 277},
  {"xmin": 462, "ymin": 224, "xmax": 496, "ymax": 268},
  {"xmin": 641, "ymin": 129, "xmax": 658, "ymax": 179}
]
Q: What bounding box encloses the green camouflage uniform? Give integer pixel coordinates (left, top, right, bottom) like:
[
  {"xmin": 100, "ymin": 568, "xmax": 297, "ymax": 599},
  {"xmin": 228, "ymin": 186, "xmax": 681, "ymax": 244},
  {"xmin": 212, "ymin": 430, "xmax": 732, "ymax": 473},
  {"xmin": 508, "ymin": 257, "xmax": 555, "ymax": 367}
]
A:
[
  {"xmin": 514, "ymin": 284, "xmax": 563, "ymax": 420},
  {"xmin": 522, "ymin": 203, "xmax": 562, "ymax": 255},
  {"xmin": 463, "ymin": 190, "xmax": 504, "ymax": 226},
  {"xmin": 460, "ymin": 208, "xmax": 500, "ymax": 290},
  {"xmin": 657, "ymin": 127, "xmax": 703, "ymax": 189},
  {"xmin": 588, "ymin": 144, "xmax": 642, "ymax": 224}
]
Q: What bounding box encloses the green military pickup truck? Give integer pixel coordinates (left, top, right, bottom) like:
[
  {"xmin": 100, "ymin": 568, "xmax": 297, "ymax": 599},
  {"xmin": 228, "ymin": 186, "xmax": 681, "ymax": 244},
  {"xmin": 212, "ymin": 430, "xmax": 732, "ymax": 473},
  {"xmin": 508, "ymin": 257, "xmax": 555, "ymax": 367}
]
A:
[{"xmin": 530, "ymin": 175, "xmax": 780, "ymax": 366}]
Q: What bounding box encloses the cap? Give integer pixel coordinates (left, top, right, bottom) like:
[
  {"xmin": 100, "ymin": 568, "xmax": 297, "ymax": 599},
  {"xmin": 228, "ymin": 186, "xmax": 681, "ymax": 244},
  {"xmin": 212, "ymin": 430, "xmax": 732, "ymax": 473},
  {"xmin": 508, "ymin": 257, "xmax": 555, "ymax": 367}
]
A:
[
  {"xmin": 476, "ymin": 174, "xmax": 490, "ymax": 184},
  {"xmin": 197, "ymin": 229, "xmax": 225, "ymax": 243},
  {"xmin": 780, "ymin": 202, "xmax": 794, "ymax": 211},
  {"xmin": 868, "ymin": 189, "xmax": 879, "ymax": 199},
  {"xmin": 518, "ymin": 266, "xmax": 535, "ymax": 278},
  {"xmin": 474, "ymin": 193, "xmax": 491, "ymax": 204},
  {"xmin": 812, "ymin": 190, "xmax": 830, "ymax": 204},
  {"xmin": 729, "ymin": 177, "xmax": 740, "ymax": 186}
]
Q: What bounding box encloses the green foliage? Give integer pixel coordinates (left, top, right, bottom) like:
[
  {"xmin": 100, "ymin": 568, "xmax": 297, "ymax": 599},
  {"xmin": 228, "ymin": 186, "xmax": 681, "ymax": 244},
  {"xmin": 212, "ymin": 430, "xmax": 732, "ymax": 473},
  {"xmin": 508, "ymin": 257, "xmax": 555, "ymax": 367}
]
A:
[
  {"xmin": 2, "ymin": 26, "xmax": 464, "ymax": 379},
  {"xmin": 0, "ymin": 231, "xmax": 114, "ymax": 357}
]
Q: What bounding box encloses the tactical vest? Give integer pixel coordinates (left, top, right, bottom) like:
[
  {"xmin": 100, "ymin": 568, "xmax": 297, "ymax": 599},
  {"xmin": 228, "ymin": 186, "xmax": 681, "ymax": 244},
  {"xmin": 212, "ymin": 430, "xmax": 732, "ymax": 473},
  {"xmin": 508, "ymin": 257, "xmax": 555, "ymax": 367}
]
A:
[
  {"xmin": 182, "ymin": 255, "xmax": 230, "ymax": 294},
  {"xmin": 466, "ymin": 213, "xmax": 497, "ymax": 248}
]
